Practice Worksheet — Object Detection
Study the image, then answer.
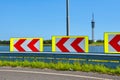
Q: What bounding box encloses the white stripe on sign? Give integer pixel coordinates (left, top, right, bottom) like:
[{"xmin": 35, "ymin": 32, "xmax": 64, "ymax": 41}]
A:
[
  {"xmin": 108, "ymin": 35, "xmax": 117, "ymax": 52},
  {"xmin": 64, "ymin": 38, "xmax": 76, "ymax": 52},
  {"xmin": 21, "ymin": 40, "xmax": 31, "ymax": 51},
  {"xmin": 78, "ymin": 39, "xmax": 85, "ymax": 52},
  {"xmin": 56, "ymin": 38, "xmax": 62, "ymax": 52}
]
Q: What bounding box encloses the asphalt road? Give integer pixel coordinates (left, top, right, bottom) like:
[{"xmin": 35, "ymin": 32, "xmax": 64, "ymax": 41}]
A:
[{"xmin": 0, "ymin": 67, "xmax": 119, "ymax": 80}]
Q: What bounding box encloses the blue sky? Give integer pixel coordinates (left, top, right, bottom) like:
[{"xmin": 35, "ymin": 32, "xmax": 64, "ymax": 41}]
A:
[{"xmin": 0, "ymin": 0, "xmax": 120, "ymax": 40}]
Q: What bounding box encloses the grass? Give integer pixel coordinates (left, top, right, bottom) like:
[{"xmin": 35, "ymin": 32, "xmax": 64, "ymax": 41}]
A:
[
  {"xmin": 43, "ymin": 44, "xmax": 51, "ymax": 46},
  {"xmin": 0, "ymin": 61, "xmax": 120, "ymax": 75},
  {"xmin": 89, "ymin": 42, "xmax": 103, "ymax": 46},
  {"xmin": 0, "ymin": 44, "xmax": 9, "ymax": 46}
]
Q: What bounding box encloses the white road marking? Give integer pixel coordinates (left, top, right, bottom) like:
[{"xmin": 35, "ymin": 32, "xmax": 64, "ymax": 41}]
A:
[{"xmin": 0, "ymin": 69, "xmax": 112, "ymax": 80}]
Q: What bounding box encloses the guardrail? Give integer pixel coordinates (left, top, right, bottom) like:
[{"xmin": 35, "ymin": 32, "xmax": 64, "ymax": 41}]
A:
[{"xmin": 0, "ymin": 52, "xmax": 120, "ymax": 68}]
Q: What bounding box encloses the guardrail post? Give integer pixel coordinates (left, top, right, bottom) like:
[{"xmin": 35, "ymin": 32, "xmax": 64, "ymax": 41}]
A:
[{"xmin": 23, "ymin": 56, "xmax": 25, "ymax": 61}]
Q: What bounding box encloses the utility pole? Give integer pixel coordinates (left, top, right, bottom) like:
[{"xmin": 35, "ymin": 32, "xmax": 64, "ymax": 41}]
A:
[
  {"xmin": 91, "ymin": 13, "xmax": 95, "ymax": 42},
  {"xmin": 66, "ymin": 0, "xmax": 70, "ymax": 36}
]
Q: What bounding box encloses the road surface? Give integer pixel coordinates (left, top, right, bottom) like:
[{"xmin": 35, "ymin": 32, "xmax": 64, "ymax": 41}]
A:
[{"xmin": 0, "ymin": 67, "xmax": 119, "ymax": 80}]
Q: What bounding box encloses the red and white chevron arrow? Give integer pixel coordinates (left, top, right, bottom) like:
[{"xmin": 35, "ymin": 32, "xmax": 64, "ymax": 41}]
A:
[
  {"xmin": 56, "ymin": 37, "xmax": 85, "ymax": 52},
  {"xmin": 109, "ymin": 35, "xmax": 120, "ymax": 52},
  {"xmin": 13, "ymin": 39, "xmax": 41, "ymax": 52}
]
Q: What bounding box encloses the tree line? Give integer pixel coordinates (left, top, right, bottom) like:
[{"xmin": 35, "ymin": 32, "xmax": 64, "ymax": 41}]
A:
[{"xmin": 0, "ymin": 40, "xmax": 10, "ymax": 44}]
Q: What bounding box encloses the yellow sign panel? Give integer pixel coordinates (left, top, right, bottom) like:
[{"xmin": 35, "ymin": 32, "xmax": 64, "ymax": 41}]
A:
[
  {"xmin": 104, "ymin": 32, "xmax": 120, "ymax": 53},
  {"xmin": 10, "ymin": 38, "xmax": 43, "ymax": 52},
  {"xmin": 52, "ymin": 36, "xmax": 89, "ymax": 53}
]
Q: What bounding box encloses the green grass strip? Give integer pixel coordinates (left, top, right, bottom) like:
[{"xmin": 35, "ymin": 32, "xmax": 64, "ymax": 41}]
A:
[{"xmin": 0, "ymin": 61, "xmax": 120, "ymax": 75}]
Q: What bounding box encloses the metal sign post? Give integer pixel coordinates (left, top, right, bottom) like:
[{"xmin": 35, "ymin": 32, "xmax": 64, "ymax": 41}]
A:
[{"xmin": 66, "ymin": 0, "xmax": 70, "ymax": 36}]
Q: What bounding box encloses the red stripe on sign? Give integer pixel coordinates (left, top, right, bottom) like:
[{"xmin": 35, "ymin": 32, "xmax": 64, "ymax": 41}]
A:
[
  {"xmin": 71, "ymin": 38, "xmax": 84, "ymax": 52},
  {"xmin": 56, "ymin": 38, "xmax": 69, "ymax": 52},
  {"xmin": 109, "ymin": 35, "xmax": 120, "ymax": 52},
  {"xmin": 27, "ymin": 39, "xmax": 39, "ymax": 52},
  {"xmin": 14, "ymin": 39, "xmax": 26, "ymax": 52}
]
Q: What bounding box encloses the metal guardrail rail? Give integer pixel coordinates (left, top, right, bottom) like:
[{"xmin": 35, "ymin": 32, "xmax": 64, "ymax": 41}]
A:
[{"xmin": 0, "ymin": 52, "xmax": 120, "ymax": 68}]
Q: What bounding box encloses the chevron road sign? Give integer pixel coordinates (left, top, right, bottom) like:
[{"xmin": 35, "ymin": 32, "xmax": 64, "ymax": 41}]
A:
[
  {"xmin": 104, "ymin": 32, "xmax": 120, "ymax": 53},
  {"xmin": 52, "ymin": 36, "xmax": 88, "ymax": 52},
  {"xmin": 10, "ymin": 38, "xmax": 43, "ymax": 52}
]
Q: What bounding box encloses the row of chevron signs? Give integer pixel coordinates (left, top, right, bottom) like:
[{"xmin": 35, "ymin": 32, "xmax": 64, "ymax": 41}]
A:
[
  {"xmin": 9, "ymin": 32, "xmax": 120, "ymax": 53},
  {"xmin": 10, "ymin": 36, "xmax": 88, "ymax": 53}
]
